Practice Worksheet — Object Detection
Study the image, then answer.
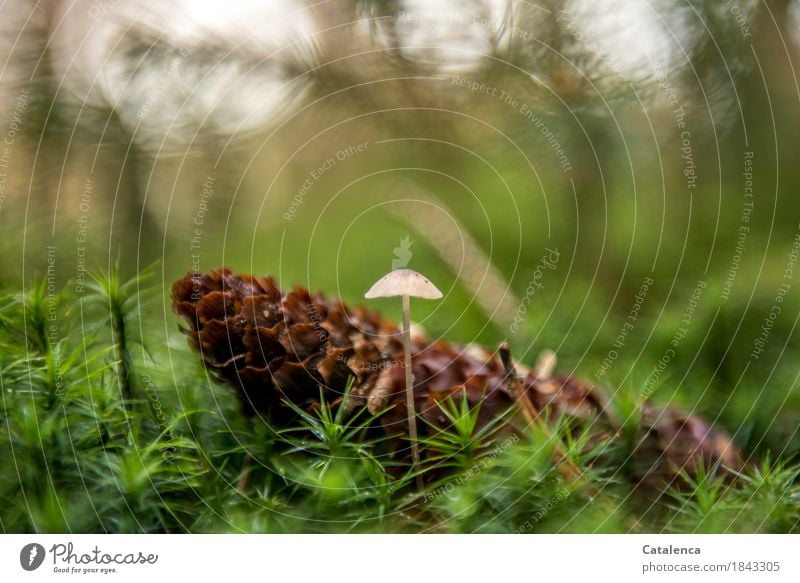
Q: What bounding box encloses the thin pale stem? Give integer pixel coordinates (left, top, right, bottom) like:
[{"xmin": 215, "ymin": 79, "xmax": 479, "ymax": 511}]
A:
[
  {"xmin": 499, "ymin": 343, "xmax": 587, "ymax": 487},
  {"xmin": 238, "ymin": 454, "xmax": 253, "ymax": 491},
  {"xmin": 402, "ymin": 294, "xmax": 423, "ymax": 489}
]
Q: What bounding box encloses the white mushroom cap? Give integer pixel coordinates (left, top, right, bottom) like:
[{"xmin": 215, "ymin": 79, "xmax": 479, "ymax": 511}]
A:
[{"xmin": 364, "ymin": 269, "xmax": 443, "ymax": 300}]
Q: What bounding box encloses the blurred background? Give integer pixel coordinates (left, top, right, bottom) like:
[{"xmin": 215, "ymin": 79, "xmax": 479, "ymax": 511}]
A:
[{"xmin": 1, "ymin": 0, "xmax": 799, "ymax": 460}]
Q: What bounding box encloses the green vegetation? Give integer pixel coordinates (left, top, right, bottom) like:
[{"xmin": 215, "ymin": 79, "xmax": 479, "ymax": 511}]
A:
[
  {"xmin": 0, "ymin": 268, "xmax": 797, "ymax": 533},
  {"xmin": 2, "ymin": 0, "xmax": 799, "ymax": 534}
]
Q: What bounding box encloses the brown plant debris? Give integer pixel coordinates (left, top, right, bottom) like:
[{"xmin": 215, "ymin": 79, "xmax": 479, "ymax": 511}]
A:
[{"xmin": 172, "ymin": 268, "xmax": 744, "ymax": 490}]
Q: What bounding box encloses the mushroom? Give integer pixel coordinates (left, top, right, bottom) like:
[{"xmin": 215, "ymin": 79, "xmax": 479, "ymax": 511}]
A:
[{"xmin": 365, "ymin": 268, "xmax": 442, "ymax": 487}]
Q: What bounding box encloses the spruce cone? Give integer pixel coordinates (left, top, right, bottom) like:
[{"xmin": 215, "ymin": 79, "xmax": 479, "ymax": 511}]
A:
[{"xmin": 172, "ymin": 268, "xmax": 743, "ymax": 488}]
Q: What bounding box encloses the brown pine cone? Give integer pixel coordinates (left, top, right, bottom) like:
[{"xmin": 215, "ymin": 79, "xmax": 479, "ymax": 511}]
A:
[
  {"xmin": 629, "ymin": 403, "xmax": 743, "ymax": 491},
  {"xmin": 171, "ymin": 268, "xmax": 744, "ymax": 488}
]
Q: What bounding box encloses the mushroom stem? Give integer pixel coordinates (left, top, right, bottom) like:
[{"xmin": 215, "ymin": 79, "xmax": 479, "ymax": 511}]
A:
[
  {"xmin": 402, "ymin": 293, "xmax": 423, "ymax": 489},
  {"xmin": 365, "ymin": 268, "xmax": 441, "ymax": 491}
]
